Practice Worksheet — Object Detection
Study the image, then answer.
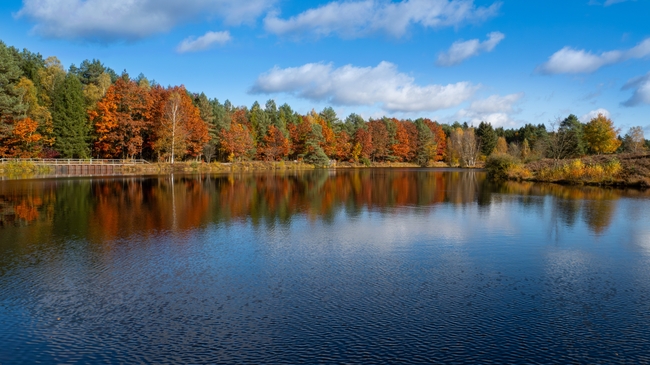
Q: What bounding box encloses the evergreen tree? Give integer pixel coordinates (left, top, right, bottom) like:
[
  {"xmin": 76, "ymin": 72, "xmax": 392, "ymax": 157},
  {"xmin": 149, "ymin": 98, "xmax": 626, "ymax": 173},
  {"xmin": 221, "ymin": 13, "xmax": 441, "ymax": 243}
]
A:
[
  {"xmin": 265, "ymin": 99, "xmax": 280, "ymax": 131},
  {"xmin": 559, "ymin": 114, "xmax": 587, "ymax": 157},
  {"xmin": 52, "ymin": 73, "xmax": 90, "ymax": 158},
  {"xmin": 249, "ymin": 101, "xmax": 269, "ymax": 143},
  {"xmin": 319, "ymin": 107, "xmax": 339, "ymax": 127},
  {"xmin": 414, "ymin": 119, "xmax": 435, "ymax": 167},
  {"xmin": 344, "ymin": 113, "xmax": 366, "ymax": 135},
  {"xmin": 476, "ymin": 121, "xmax": 497, "ymax": 156}
]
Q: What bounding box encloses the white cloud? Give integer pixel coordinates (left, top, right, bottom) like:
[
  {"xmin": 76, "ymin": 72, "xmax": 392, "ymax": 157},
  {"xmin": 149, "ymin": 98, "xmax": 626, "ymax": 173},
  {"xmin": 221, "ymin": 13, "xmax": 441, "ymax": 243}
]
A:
[
  {"xmin": 264, "ymin": 0, "xmax": 501, "ymax": 39},
  {"xmin": 437, "ymin": 31, "xmax": 504, "ymax": 66},
  {"xmin": 17, "ymin": 0, "xmax": 274, "ymax": 42},
  {"xmin": 622, "ymin": 72, "xmax": 650, "ymax": 107},
  {"xmin": 538, "ymin": 37, "xmax": 650, "ymax": 74},
  {"xmin": 580, "ymin": 108, "xmax": 610, "ymax": 123},
  {"xmin": 588, "ymin": 0, "xmax": 635, "ymax": 6},
  {"xmin": 250, "ymin": 61, "xmax": 480, "ymax": 113},
  {"xmin": 454, "ymin": 93, "xmax": 524, "ymax": 127},
  {"xmin": 177, "ymin": 31, "xmax": 232, "ymax": 53}
]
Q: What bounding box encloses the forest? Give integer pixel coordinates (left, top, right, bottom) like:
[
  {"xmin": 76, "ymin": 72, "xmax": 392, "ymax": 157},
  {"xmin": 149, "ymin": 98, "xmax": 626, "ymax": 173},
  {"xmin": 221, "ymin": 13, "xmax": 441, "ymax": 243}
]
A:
[{"xmin": 1, "ymin": 40, "xmax": 648, "ymax": 167}]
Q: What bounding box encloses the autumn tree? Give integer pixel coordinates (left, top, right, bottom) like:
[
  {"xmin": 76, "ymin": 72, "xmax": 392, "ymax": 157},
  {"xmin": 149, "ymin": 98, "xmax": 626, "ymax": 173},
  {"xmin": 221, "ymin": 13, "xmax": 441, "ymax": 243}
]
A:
[
  {"xmin": 151, "ymin": 87, "xmax": 208, "ymax": 162},
  {"xmin": 426, "ymin": 120, "xmax": 447, "ymax": 161},
  {"xmin": 495, "ymin": 136, "xmax": 508, "ymax": 154},
  {"xmin": 392, "ymin": 120, "xmax": 411, "ymax": 162},
  {"xmin": 368, "ymin": 119, "xmax": 389, "ymax": 161},
  {"xmin": 584, "ymin": 114, "xmax": 621, "ymax": 154},
  {"xmin": 220, "ymin": 122, "xmax": 255, "ymax": 161},
  {"xmin": 257, "ymin": 125, "xmax": 290, "ymax": 161},
  {"xmin": 91, "ymin": 78, "xmax": 152, "ymax": 158}
]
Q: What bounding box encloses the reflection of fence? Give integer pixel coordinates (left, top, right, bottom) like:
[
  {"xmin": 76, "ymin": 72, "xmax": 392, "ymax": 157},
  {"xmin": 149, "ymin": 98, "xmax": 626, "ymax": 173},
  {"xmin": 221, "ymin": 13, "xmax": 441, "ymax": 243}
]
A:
[
  {"xmin": 0, "ymin": 158, "xmax": 150, "ymax": 165},
  {"xmin": 0, "ymin": 158, "xmax": 150, "ymax": 175}
]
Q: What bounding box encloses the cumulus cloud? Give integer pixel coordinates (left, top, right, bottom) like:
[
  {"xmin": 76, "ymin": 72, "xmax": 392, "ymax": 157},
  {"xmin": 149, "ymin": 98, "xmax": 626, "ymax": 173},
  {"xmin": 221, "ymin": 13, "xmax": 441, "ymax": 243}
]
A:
[
  {"xmin": 250, "ymin": 61, "xmax": 480, "ymax": 112},
  {"xmin": 580, "ymin": 108, "xmax": 610, "ymax": 123},
  {"xmin": 454, "ymin": 93, "xmax": 524, "ymax": 127},
  {"xmin": 538, "ymin": 37, "xmax": 650, "ymax": 74},
  {"xmin": 177, "ymin": 31, "xmax": 232, "ymax": 53},
  {"xmin": 17, "ymin": 0, "xmax": 274, "ymax": 42},
  {"xmin": 264, "ymin": 0, "xmax": 501, "ymax": 39},
  {"xmin": 436, "ymin": 31, "xmax": 504, "ymax": 66},
  {"xmin": 621, "ymin": 72, "xmax": 650, "ymax": 107}
]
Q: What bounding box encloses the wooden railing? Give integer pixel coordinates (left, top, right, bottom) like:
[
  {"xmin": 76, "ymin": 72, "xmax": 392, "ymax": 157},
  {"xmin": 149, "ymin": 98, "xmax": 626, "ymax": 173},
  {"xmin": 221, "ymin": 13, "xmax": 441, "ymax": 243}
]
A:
[{"xmin": 0, "ymin": 158, "xmax": 150, "ymax": 165}]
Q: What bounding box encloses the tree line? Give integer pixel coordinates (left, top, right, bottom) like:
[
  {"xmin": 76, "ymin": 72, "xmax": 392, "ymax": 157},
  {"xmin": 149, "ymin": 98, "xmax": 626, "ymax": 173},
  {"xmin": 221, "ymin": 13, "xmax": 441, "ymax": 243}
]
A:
[{"xmin": 1, "ymin": 40, "xmax": 648, "ymax": 166}]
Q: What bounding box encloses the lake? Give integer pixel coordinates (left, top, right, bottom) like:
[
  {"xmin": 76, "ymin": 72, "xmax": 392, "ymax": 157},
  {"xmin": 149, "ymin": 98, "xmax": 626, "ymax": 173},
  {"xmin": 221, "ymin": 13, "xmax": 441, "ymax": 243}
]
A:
[{"xmin": 1, "ymin": 169, "xmax": 650, "ymax": 364}]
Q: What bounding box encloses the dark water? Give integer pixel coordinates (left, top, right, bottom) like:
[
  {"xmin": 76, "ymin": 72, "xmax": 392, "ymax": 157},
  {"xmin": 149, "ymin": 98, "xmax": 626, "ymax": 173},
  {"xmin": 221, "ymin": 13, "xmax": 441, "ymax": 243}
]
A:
[{"xmin": 1, "ymin": 169, "xmax": 650, "ymax": 364}]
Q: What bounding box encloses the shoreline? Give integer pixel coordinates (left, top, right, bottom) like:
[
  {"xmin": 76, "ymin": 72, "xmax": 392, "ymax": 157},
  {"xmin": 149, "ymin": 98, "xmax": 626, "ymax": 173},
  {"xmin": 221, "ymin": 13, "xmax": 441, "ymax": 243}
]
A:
[
  {"xmin": 487, "ymin": 153, "xmax": 650, "ymax": 189},
  {"xmin": 0, "ymin": 160, "xmax": 466, "ymax": 180}
]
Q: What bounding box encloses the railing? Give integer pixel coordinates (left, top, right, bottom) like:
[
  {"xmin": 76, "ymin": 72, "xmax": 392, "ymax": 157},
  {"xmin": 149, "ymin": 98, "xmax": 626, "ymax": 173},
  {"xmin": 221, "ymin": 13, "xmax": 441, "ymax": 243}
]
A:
[{"xmin": 0, "ymin": 158, "xmax": 150, "ymax": 165}]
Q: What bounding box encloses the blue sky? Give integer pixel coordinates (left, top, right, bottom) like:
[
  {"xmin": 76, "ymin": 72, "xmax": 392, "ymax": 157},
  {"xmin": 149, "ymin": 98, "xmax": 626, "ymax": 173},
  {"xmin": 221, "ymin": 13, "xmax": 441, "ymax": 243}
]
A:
[{"xmin": 1, "ymin": 0, "xmax": 649, "ymax": 133}]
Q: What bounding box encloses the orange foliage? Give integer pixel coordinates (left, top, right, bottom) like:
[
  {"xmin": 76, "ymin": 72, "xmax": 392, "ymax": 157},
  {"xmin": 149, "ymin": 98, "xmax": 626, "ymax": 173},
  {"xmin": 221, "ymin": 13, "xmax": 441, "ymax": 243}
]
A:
[
  {"xmin": 425, "ymin": 119, "xmax": 447, "ymax": 161},
  {"xmin": 257, "ymin": 125, "xmax": 290, "ymax": 161},
  {"xmin": 91, "ymin": 78, "xmax": 152, "ymax": 158},
  {"xmin": 220, "ymin": 123, "xmax": 255, "ymax": 161},
  {"xmin": 392, "ymin": 120, "xmax": 411, "ymax": 162},
  {"xmin": 334, "ymin": 130, "xmax": 352, "ymax": 161},
  {"xmin": 8, "ymin": 117, "xmax": 43, "ymax": 157}
]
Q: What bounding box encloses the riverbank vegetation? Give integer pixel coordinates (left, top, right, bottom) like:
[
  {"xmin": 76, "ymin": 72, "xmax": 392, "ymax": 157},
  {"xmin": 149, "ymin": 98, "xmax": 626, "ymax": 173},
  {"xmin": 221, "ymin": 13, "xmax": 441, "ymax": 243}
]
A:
[{"xmin": 1, "ymin": 40, "xmax": 648, "ymax": 179}]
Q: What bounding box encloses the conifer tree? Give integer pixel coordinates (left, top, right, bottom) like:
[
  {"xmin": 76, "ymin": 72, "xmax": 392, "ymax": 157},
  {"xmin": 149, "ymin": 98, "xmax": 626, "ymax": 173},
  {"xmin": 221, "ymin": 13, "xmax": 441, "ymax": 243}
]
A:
[{"xmin": 52, "ymin": 73, "xmax": 90, "ymax": 158}]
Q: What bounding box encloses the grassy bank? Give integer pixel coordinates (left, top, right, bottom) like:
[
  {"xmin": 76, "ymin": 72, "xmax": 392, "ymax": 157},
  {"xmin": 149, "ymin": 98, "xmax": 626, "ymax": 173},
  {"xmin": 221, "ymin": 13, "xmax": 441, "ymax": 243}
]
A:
[{"xmin": 486, "ymin": 153, "xmax": 650, "ymax": 188}]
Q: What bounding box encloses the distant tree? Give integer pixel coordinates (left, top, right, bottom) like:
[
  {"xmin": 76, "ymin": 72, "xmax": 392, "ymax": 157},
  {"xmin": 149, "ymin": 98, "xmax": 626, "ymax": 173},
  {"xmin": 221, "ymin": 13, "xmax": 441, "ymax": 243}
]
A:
[
  {"xmin": 584, "ymin": 114, "xmax": 621, "ymax": 154},
  {"xmin": 622, "ymin": 126, "xmax": 646, "ymax": 153}
]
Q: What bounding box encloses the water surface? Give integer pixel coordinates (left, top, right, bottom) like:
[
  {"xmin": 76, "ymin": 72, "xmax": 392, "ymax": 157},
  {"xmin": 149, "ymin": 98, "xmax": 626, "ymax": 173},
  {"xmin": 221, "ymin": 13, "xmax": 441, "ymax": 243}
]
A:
[{"xmin": 1, "ymin": 169, "xmax": 650, "ymax": 364}]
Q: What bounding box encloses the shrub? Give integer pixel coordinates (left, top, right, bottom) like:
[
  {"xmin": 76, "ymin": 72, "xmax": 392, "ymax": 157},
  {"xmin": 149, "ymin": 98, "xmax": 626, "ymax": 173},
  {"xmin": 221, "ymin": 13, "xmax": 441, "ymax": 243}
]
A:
[{"xmin": 486, "ymin": 154, "xmax": 518, "ymax": 180}]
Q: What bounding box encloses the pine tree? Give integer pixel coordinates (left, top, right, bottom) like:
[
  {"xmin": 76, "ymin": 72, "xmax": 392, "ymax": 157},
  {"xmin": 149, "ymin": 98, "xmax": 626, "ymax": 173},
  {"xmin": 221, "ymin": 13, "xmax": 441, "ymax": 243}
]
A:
[
  {"xmin": 52, "ymin": 73, "xmax": 90, "ymax": 158},
  {"xmin": 476, "ymin": 121, "xmax": 497, "ymax": 156}
]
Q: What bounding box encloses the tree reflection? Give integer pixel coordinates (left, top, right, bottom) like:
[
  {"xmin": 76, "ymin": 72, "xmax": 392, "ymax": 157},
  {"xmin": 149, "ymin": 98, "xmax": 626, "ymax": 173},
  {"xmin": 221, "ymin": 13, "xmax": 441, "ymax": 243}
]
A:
[{"xmin": 1, "ymin": 171, "xmax": 648, "ymax": 241}]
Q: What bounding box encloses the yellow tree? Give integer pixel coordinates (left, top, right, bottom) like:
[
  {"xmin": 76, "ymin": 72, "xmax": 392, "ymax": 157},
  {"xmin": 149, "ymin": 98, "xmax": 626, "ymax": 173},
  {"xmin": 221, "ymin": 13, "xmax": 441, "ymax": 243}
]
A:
[{"xmin": 584, "ymin": 114, "xmax": 621, "ymax": 154}]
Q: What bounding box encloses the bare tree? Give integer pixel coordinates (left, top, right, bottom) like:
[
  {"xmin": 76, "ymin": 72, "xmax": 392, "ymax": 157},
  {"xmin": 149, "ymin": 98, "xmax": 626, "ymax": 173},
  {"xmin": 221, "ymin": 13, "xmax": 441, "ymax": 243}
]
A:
[
  {"xmin": 626, "ymin": 126, "xmax": 646, "ymax": 153},
  {"xmin": 545, "ymin": 119, "xmax": 574, "ymax": 163},
  {"xmin": 460, "ymin": 128, "xmax": 481, "ymax": 167}
]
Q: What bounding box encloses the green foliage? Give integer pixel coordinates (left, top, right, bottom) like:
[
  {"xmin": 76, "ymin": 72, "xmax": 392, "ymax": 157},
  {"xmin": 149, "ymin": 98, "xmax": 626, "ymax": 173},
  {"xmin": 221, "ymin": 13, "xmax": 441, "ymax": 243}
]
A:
[
  {"xmin": 344, "ymin": 113, "xmax": 365, "ymax": 135},
  {"xmin": 52, "ymin": 73, "xmax": 90, "ymax": 158},
  {"xmin": 559, "ymin": 114, "xmax": 587, "ymax": 157},
  {"xmin": 476, "ymin": 121, "xmax": 497, "ymax": 156},
  {"xmin": 485, "ymin": 154, "xmax": 518, "ymax": 180},
  {"xmin": 303, "ymin": 147, "xmax": 330, "ymax": 167},
  {"xmin": 0, "ymin": 41, "xmax": 28, "ymax": 122},
  {"xmin": 319, "ymin": 106, "xmax": 339, "ymax": 127},
  {"xmin": 414, "ymin": 119, "xmax": 435, "ymax": 167}
]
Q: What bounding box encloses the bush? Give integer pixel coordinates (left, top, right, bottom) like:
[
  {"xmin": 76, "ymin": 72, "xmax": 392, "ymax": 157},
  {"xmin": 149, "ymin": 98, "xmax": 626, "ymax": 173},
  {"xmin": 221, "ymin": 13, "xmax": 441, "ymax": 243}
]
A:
[{"xmin": 486, "ymin": 154, "xmax": 518, "ymax": 180}]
